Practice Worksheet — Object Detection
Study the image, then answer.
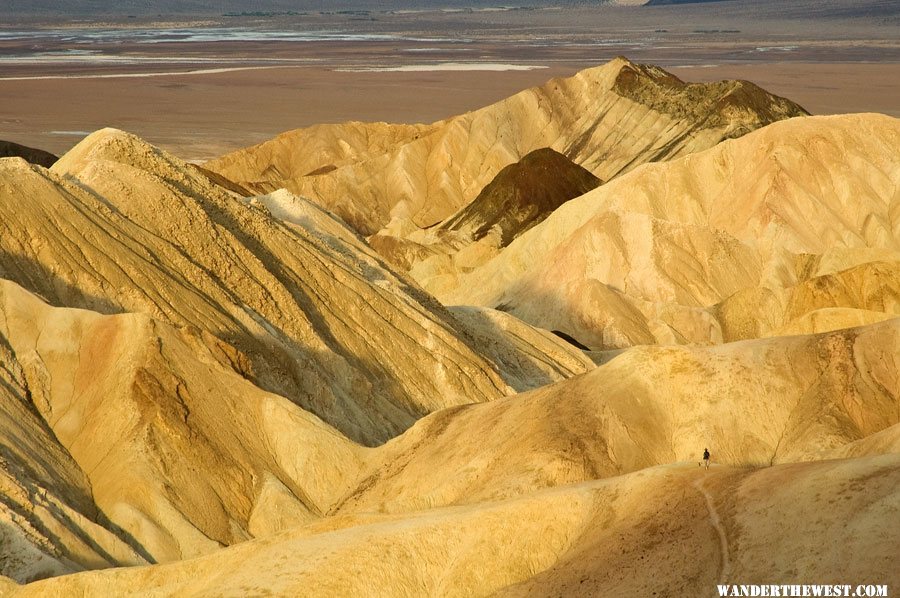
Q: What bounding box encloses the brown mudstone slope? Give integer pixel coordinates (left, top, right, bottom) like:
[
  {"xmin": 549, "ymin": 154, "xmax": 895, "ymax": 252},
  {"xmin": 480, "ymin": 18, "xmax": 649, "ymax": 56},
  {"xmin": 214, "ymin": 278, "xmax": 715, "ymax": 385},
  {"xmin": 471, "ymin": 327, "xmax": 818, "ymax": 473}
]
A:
[
  {"xmin": 0, "ymin": 140, "xmax": 57, "ymax": 168},
  {"xmin": 440, "ymin": 147, "xmax": 602, "ymax": 246},
  {"xmin": 369, "ymin": 147, "xmax": 601, "ymax": 275}
]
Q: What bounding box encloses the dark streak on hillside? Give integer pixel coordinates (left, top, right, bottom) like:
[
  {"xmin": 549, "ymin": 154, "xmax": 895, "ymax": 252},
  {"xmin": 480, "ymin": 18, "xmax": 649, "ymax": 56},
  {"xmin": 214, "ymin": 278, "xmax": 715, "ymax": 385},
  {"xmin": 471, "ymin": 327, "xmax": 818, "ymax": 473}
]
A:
[{"xmin": 441, "ymin": 148, "xmax": 601, "ymax": 247}]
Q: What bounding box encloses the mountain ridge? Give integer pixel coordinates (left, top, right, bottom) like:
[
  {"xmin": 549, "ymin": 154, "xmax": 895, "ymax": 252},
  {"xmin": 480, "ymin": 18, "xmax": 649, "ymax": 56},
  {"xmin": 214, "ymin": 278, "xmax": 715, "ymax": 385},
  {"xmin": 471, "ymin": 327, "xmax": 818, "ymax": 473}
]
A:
[
  {"xmin": 433, "ymin": 113, "xmax": 900, "ymax": 349},
  {"xmin": 206, "ymin": 57, "xmax": 807, "ymax": 235}
]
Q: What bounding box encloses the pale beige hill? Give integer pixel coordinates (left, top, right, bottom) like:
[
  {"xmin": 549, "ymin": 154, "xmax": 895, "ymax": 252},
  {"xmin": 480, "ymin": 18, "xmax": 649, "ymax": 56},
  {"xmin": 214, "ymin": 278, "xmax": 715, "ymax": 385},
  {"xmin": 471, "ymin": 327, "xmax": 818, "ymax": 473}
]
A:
[
  {"xmin": 0, "ymin": 130, "xmax": 594, "ymax": 573},
  {"xmin": 439, "ymin": 114, "xmax": 900, "ymax": 349},
  {"xmin": 0, "ymin": 278, "xmax": 366, "ymax": 567},
  {"xmin": 0, "ymin": 286, "xmax": 147, "ymax": 582},
  {"xmin": 0, "ymin": 277, "xmax": 587, "ymax": 580},
  {"xmin": 5, "ymin": 145, "xmax": 494, "ymax": 447},
  {"xmin": 0, "ymin": 131, "xmax": 593, "ymax": 445},
  {"xmin": 717, "ymin": 260, "xmax": 900, "ymax": 340},
  {"xmin": 498, "ymin": 455, "xmax": 900, "ymax": 597},
  {"xmin": 214, "ymin": 186, "xmax": 596, "ymax": 391},
  {"xmin": 203, "ymin": 121, "xmax": 434, "ymax": 195},
  {"xmin": 821, "ymin": 422, "xmax": 900, "ymax": 461},
  {"xmin": 2, "ymin": 289, "xmax": 896, "ymax": 592},
  {"xmin": 206, "ymin": 57, "xmax": 806, "ymax": 235},
  {"xmin": 339, "ymin": 319, "xmax": 899, "ymax": 513},
  {"xmin": 12, "ymin": 456, "xmax": 899, "ymax": 597}
]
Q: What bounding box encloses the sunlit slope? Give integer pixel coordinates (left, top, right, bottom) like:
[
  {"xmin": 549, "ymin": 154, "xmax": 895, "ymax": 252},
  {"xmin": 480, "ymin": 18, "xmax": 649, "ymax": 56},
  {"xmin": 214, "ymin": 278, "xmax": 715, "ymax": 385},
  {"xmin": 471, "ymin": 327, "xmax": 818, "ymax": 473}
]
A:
[
  {"xmin": 439, "ymin": 114, "xmax": 900, "ymax": 348},
  {"xmin": 338, "ymin": 318, "xmax": 899, "ymax": 513},
  {"xmin": 207, "ymin": 58, "xmax": 805, "ymax": 234},
  {"xmin": 13, "ymin": 456, "xmax": 899, "ymax": 597},
  {"xmin": 0, "ymin": 132, "xmax": 594, "ymax": 445},
  {"xmin": 0, "ymin": 279, "xmax": 366, "ymax": 571}
]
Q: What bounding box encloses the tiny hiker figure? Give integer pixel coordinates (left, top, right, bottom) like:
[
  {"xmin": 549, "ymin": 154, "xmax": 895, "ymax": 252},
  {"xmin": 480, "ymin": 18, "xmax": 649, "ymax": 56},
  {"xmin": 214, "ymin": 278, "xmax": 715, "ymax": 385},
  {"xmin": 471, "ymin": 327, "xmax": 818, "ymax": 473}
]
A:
[{"xmin": 703, "ymin": 448, "xmax": 710, "ymax": 470}]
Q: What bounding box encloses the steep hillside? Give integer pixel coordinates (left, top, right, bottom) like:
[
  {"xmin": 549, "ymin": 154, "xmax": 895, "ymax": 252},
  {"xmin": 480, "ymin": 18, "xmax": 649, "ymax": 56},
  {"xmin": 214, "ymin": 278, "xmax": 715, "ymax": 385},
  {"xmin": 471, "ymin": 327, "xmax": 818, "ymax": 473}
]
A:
[
  {"xmin": 3, "ymin": 243, "xmax": 897, "ymax": 593},
  {"xmin": 0, "ymin": 131, "xmax": 591, "ymax": 446},
  {"xmin": 0, "ymin": 280, "xmax": 365, "ymax": 575},
  {"xmin": 339, "ymin": 318, "xmax": 900, "ymax": 513},
  {"xmin": 437, "ymin": 114, "xmax": 900, "ymax": 349},
  {"xmin": 206, "ymin": 58, "xmax": 806, "ymax": 234},
  {"xmin": 0, "ymin": 253, "xmax": 585, "ymax": 579}
]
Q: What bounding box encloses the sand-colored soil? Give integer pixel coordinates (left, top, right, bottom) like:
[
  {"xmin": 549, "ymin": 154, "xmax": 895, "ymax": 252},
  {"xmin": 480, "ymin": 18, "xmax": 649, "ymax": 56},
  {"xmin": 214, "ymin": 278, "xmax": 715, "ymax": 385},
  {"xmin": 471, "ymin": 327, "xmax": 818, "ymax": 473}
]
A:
[{"xmin": 0, "ymin": 45, "xmax": 897, "ymax": 594}]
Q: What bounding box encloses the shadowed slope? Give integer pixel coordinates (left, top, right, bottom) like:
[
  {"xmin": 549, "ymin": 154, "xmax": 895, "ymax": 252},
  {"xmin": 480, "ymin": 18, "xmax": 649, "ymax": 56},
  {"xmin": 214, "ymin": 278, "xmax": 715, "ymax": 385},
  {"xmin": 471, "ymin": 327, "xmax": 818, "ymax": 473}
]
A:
[
  {"xmin": 0, "ymin": 279, "xmax": 366, "ymax": 568},
  {"xmin": 439, "ymin": 148, "xmax": 602, "ymax": 246},
  {"xmin": 3, "ymin": 134, "xmax": 519, "ymax": 447},
  {"xmin": 1, "ymin": 129, "xmax": 594, "ymax": 445},
  {"xmin": 0, "ymin": 288, "xmax": 146, "ymax": 582},
  {"xmin": 2, "ymin": 285, "xmax": 896, "ymax": 593},
  {"xmin": 0, "ymin": 140, "xmax": 57, "ymax": 168},
  {"xmin": 337, "ymin": 318, "xmax": 899, "ymax": 513}
]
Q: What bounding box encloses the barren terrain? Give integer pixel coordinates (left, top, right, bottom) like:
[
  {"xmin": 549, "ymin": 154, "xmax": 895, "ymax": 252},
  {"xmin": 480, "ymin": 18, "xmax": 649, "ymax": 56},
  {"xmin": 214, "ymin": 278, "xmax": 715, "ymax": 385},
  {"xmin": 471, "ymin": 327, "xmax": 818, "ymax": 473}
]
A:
[{"xmin": 0, "ymin": 2, "xmax": 898, "ymax": 595}]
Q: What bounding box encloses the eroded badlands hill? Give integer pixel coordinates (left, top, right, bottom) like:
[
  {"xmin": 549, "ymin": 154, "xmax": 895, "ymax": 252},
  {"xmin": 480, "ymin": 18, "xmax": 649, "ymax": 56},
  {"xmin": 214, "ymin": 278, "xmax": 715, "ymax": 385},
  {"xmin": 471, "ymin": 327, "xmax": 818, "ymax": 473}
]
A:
[
  {"xmin": 0, "ymin": 132, "xmax": 595, "ymax": 449},
  {"xmin": 0, "ymin": 279, "xmax": 365, "ymax": 575},
  {"xmin": 434, "ymin": 113, "xmax": 900, "ymax": 349},
  {"xmin": 205, "ymin": 58, "xmax": 806, "ymax": 234},
  {"xmin": 0, "ymin": 133, "xmax": 593, "ymax": 580},
  {"xmin": 8, "ymin": 316, "xmax": 899, "ymax": 594},
  {"xmin": 1, "ymin": 60, "xmax": 897, "ymax": 597},
  {"xmin": 340, "ymin": 318, "xmax": 900, "ymax": 513}
]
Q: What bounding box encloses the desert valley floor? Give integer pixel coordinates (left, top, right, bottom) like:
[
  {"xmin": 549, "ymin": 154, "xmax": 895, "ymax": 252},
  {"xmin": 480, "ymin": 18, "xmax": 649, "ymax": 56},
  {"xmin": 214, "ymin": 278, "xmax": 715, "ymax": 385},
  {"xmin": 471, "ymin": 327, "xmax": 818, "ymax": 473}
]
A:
[{"xmin": 0, "ymin": 1, "xmax": 899, "ymax": 596}]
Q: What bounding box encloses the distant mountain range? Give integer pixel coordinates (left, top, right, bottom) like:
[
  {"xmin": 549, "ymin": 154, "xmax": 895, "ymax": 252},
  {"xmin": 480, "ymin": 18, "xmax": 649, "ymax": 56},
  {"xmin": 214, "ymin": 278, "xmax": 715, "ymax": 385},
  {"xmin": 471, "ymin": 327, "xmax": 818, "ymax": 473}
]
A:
[
  {"xmin": 3, "ymin": 0, "xmax": 555, "ymax": 18},
  {"xmin": 645, "ymin": 0, "xmax": 729, "ymax": 4},
  {"xmin": 4, "ymin": 0, "xmax": 898, "ymax": 19}
]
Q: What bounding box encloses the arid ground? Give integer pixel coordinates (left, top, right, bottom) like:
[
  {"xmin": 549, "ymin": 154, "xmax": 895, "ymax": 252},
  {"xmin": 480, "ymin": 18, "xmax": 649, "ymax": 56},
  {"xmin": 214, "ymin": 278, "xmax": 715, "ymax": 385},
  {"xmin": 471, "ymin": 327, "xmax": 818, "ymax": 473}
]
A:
[{"xmin": 0, "ymin": 2, "xmax": 898, "ymax": 595}]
